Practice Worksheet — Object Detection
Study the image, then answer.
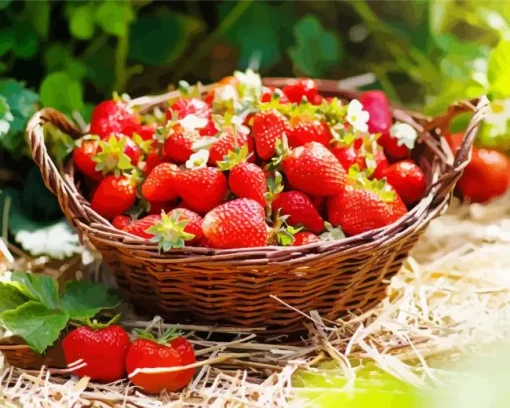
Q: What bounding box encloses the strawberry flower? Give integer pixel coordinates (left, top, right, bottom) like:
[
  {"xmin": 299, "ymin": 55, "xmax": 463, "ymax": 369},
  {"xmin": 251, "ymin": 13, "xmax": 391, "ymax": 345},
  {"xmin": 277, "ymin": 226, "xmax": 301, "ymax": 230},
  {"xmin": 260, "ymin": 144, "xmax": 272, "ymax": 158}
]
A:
[
  {"xmin": 485, "ymin": 99, "xmax": 510, "ymax": 136},
  {"xmin": 185, "ymin": 149, "xmax": 209, "ymax": 169},
  {"xmin": 390, "ymin": 122, "xmax": 418, "ymax": 149},
  {"xmin": 179, "ymin": 114, "xmax": 208, "ymax": 131},
  {"xmin": 346, "ymin": 99, "xmax": 369, "ymax": 133}
]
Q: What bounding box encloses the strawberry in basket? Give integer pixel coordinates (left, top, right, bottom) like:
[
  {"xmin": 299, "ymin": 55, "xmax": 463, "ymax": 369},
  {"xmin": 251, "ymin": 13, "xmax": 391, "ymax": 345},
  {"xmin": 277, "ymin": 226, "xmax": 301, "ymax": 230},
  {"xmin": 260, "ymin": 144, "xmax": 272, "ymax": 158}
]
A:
[{"xmin": 70, "ymin": 70, "xmax": 434, "ymax": 249}]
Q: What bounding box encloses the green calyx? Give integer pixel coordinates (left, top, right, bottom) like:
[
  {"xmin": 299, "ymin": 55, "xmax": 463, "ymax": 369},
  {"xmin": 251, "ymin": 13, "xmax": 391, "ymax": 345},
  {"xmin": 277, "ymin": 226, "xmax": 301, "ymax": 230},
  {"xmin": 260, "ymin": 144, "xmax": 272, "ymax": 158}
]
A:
[
  {"xmin": 319, "ymin": 222, "xmax": 346, "ymax": 242},
  {"xmin": 147, "ymin": 210, "xmax": 195, "ymax": 252},
  {"xmin": 317, "ymin": 97, "xmax": 347, "ymax": 127},
  {"xmin": 93, "ymin": 135, "xmax": 133, "ymax": 176},
  {"xmin": 85, "ymin": 313, "xmax": 121, "ymax": 330},
  {"xmin": 330, "ymin": 124, "xmax": 359, "ymax": 148},
  {"xmin": 134, "ymin": 326, "xmax": 183, "ymax": 345},
  {"xmin": 267, "ymin": 136, "xmax": 290, "ymax": 171},
  {"xmin": 269, "ymin": 209, "xmax": 302, "ymax": 246},
  {"xmin": 217, "ymin": 143, "xmax": 250, "ymax": 171},
  {"xmin": 264, "ymin": 171, "xmax": 284, "ymax": 210},
  {"xmin": 177, "ymin": 80, "xmax": 202, "ymax": 99},
  {"xmin": 348, "ymin": 165, "xmax": 396, "ymax": 203},
  {"xmin": 132, "ymin": 133, "xmax": 154, "ymax": 155}
]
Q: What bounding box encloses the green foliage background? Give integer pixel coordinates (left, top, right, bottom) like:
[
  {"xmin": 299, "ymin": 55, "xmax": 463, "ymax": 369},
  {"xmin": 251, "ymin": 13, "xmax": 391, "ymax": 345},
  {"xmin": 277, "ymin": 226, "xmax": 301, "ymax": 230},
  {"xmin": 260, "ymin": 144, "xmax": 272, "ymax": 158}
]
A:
[{"xmin": 0, "ymin": 0, "xmax": 509, "ymax": 257}]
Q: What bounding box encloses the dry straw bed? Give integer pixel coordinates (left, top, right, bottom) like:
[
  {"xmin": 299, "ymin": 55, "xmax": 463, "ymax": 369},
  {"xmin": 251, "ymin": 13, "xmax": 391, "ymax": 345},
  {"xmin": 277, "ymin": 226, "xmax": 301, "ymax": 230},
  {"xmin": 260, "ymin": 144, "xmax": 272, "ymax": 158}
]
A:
[{"xmin": 2, "ymin": 193, "xmax": 510, "ymax": 407}]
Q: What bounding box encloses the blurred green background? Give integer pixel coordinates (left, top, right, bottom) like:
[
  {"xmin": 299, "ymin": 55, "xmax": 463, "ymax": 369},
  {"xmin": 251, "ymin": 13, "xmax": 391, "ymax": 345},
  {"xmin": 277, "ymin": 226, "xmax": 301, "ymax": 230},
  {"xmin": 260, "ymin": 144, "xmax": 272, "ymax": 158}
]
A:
[{"xmin": 0, "ymin": 0, "xmax": 509, "ymax": 256}]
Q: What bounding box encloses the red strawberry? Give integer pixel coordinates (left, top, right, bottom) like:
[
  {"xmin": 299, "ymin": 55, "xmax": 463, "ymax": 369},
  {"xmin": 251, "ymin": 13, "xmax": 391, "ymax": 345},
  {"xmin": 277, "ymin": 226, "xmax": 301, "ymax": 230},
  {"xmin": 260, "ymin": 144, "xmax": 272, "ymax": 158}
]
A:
[
  {"xmin": 144, "ymin": 146, "xmax": 169, "ymax": 176},
  {"xmin": 145, "ymin": 208, "xmax": 203, "ymax": 249},
  {"xmin": 292, "ymin": 231, "xmax": 319, "ymax": 246},
  {"xmin": 208, "ymin": 130, "xmax": 254, "ymax": 166},
  {"xmin": 371, "ymin": 150, "xmax": 389, "ymax": 179},
  {"xmin": 126, "ymin": 329, "xmax": 196, "ymax": 394},
  {"xmin": 327, "ymin": 183, "xmax": 408, "ymax": 236},
  {"xmin": 166, "ymin": 98, "xmax": 211, "ymax": 120},
  {"xmin": 137, "ymin": 124, "xmax": 156, "ymax": 141},
  {"xmin": 73, "ymin": 138, "xmax": 102, "ymax": 181},
  {"xmin": 272, "ymin": 191, "xmax": 325, "ymax": 234},
  {"xmin": 311, "ymin": 94, "xmax": 323, "ymax": 106},
  {"xmin": 93, "ymin": 134, "xmax": 141, "ymax": 175},
  {"xmin": 199, "ymin": 119, "xmax": 219, "ymax": 136},
  {"xmin": 91, "ymin": 175, "xmax": 137, "ymax": 220},
  {"xmin": 62, "ymin": 322, "xmax": 130, "ymax": 383},
  {"xmin": 261, "ymin": 87, "xmax": 290, "ymax": 104},
  {"xmin": 282, "ymin": 78, "xmax": 318, "ymax": 103},
  {"xmin": 331, "ymin": 145, "xmax": 365, "ymax": 172},
  {"xmin": 310, "ymin": 195, "xmax": 327, "ymax": 215},
  {"xmin": 359, "ymin": 91, "xmax": 392, "ymax": 136},
  {"xmin": 90, "ymin": 99, "xmax": 141, "ymax": 138},
  {"xmin": 252, "ymin": 109, "xmax": 290, "ymax": 160},
  {"xmin": 124, "ymin": 214, "xmax": 161, "ymax": 239},
  {"xmin": 112, "ymin": 214, "xmax": 132, "ymax": 230},
  {"xmin": 282, "ymin": 142, "xmax": 347, "ymax": 197},
  {"xmin": 229, "ymin": 162, "xmax": 267, "ymax": 207},
  {"xmin": 163, "ymin": 124, "xmax": 200, "ymax": 164},
  {"xmin": 148, "ymin": 200, "xmax": 177, "ymax": 215},
  {"xmin": 202, "ymin": 198, "xmax": 268, "ymax": 249},
  {"xmin": 177, "ymin": 167, "xmax": 228, "ymax": 214},
  {"xmin": 142, "ymin": 163, "xmax": 180, "ymax": 203},
  {"xmin": 382, "ymin": 160, "xmax": 426, "ymax": 205},
  {"xmin": 378, "ymin": 131, "xmax": 410, "ymax": 160},
  {"xmin": 288, "ymin": 120, "xmax": 331, "ymax": 148}
]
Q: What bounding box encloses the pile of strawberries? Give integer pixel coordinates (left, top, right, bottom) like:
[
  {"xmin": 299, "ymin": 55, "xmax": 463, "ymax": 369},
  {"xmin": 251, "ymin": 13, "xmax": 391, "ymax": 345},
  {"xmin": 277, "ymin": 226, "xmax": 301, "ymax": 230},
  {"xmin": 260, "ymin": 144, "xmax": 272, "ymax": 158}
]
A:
[{"xmin": 73, "ymin": 70, "xmax": 427, "ymax": 250}]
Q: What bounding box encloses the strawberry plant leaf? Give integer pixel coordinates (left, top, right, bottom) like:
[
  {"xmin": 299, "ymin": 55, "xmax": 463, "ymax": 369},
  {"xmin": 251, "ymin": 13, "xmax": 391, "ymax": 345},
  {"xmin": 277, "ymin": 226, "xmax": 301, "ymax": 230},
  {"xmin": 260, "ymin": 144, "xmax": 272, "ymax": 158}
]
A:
[
  {"xmin": 129, "ymin": 9, "xmax": 204, "ymax": 66},
  {"xmin": 40, "ymin": 72, "xmax": 84, "ymax": 114},
  {"xmin": 60, "ymin": 280, "xmax": 122, "ymax": 320},
  {"xmin": 8, "ymin": 271, "xmax": 59, "ymax": 310},
  {"xmin": 0, "ymin": 301, "xmax": 69, "ymax": 354},
  {"xmin": 95, "ymin": 1, "xmax": 134, "ymax": 38},
  {"xmin": 488, "ymin": 40, "xmax": 510, "ymax": 98},
  {"xmin": 27, "ymin": 0, "xmax": 50, "ymax": 39},
  {"xmin": 69, "ymin": 3, "xmax": 96, "ymax": 40},
  {"xmin": 0, "ymin": 283, "xmax": 28, "ymax": 313},
  {"xmin": 288, "ymin": 15, "xmax": 343, "ymax": 77}
]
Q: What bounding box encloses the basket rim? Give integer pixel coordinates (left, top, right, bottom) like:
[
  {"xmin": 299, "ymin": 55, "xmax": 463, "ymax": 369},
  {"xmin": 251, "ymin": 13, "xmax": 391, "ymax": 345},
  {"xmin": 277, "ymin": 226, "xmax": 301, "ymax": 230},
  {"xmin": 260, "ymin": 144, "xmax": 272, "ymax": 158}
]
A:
[{"xmin": 26, "ymin": 77, "xmax": 489, "ymax": 259}]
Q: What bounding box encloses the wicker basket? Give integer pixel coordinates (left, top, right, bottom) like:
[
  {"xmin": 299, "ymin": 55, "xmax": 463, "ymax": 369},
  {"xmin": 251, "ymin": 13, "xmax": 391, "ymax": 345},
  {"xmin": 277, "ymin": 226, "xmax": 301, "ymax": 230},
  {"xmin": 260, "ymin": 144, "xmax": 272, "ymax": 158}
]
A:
[
  {"xmin": 0, "ymin": 335, "xmax": 66, "ymax": 370},
  {"xmin": 26, "ymin": 78, "xmax": 488, "ymax": 333}
]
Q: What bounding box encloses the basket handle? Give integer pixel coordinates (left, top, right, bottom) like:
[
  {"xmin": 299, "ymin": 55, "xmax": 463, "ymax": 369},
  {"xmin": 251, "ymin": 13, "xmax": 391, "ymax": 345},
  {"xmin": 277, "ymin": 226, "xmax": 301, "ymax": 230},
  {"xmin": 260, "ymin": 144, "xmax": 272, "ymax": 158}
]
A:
[{"xmin": 26, "ymin": 108, "xmax": 90, "ymax": 224}]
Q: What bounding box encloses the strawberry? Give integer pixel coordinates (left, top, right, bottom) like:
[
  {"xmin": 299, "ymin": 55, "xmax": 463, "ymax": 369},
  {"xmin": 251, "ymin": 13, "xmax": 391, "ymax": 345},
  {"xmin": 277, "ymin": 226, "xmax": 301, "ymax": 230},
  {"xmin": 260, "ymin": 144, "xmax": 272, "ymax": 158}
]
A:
[
  {"xmin": 310, "ymin": 195, "xmax": 327, "ymax": 215},
  {"xmin": 311, "ymin": 94, "xmax": 324, "ymax": 106},
  {"xmin": 282, "ymin": 78, "xmax": 318, "ymax": 103},
  {"xmin": 124, "ymin": 214, "xmax": 161, "ymax": 239},
  {"xmin": 137, "ymin": 124, "xmax": 156, "ymax": 141},
  {"xmin": 202, "ymin": 198, "xmax": 268, "ymax": 248},
  {"xmin": 126, "ymin": 329, "xmax": 196, "ymax": 394},
  {"xmin": 91, "ymin": 175, "xmax": 137, "ymax": 220},
  {"xmin": 327, "ymin": 182, "xmax": 408, "ymax": 236},
  {"xmin": 208, "ymin": 130, "xmax": 254, "ymax": 166},
  {"xmin": 281, "ymin": 141, "xmax": 347, "ymax": 197},
  {"xmin": 146, "ymin": 208, "xmax": 203, "ymax": 249},
  {"xmin": 371, "ymin": 150, "xmax": 389, "ymax": 179},
  {"xmin": 90, "ymin": 99, "xmax": 141, "ymax": 138},
  {"xmin": 166, "ymin": 98, "xmax": 211, "ymax": 121},
  {"xmin": 228, "ymin": 163, "xmax": 267, "ymax": 207},
  {"xmin": 382, "ymin": 160, "xmax": 426, "ymax": 205},
  {"xmin": 288, "ymin": 119, "xmax": 332, "ymax": 148},
  {"xmin": 163, "ymin": 124, "xmax": 200, "ymax": 164},
  {"xmin": 198, "ymin": 119, "xmax": 219, "ymax": 136},
  {"xmin": 112, "ymin": 214, "xmax": 132, "ymax": 230},
  {"xmin": 148, "ymin": 200, "xmax": 177, "ymax": 215},
  {"xmin": 252, "ymin": 109, "xmax": 291, "ymax": 160},
  {"xmin": 359, "ymin": 91, "xmax": 392, "ymax": 137},
  {"xmin": 144, "ymin": 145, "xmax": 169, "ymax": 176},
  {"xmin": 73, "ymin": 137, "xmax": 102, "ymax": 181},
  {"xmin": 62, "ymin": 320, "xmax": 130, "ymax": 383},
  {"xmin": 272, "ymin": 191, "xmax": 325, "ymax": 234},
  {"xmin": 292, "ymin": 231, "xmax": 319, "ymax": 246},
  {"xmin": 177, "ymin": 167, "xmax": 228, "ymax": 214},
  {"xmin": 331, "ymin": 145, "xmax": 365, "ymax": 172},
  {"xmin": 93, "ymin": 134, "xmax": 141, "ymax": 175},
  {"xmin": 141, "ymin": 163, "xmax": 180, "ymax": 202},
  {"xmin": 377, "ymin": 131, "xmax": 410, "ymax": 160},
  {"xmin": 261, "ymin": 87, "xmax": 290, "ymax": 104}
]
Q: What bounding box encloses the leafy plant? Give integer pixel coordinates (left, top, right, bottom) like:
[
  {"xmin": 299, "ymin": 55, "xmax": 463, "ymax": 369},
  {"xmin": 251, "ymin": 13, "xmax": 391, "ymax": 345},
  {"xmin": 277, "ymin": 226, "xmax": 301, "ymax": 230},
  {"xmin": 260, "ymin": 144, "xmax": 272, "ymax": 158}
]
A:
[{"xmin": 0, "ymin": 271, "xmax": 121, "ymax": 354}]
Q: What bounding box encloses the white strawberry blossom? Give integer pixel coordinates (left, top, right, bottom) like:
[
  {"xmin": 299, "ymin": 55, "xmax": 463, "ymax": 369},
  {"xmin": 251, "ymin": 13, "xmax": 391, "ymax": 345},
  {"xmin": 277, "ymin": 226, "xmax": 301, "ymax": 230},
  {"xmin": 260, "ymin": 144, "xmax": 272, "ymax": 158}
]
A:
[
  {"xmin": 390, "ymin": 122, "xmax": 418, "ymax": 149},
  {"xmin": 185, "ymin": 149, "xmax": 209, "ymax": 169},
  {"xmin": 346, "ymin": 99, "xmax": 369, "ymax": 133},
  {"xmin": 214, "ymin": 84, "xmax": 238, "ymax": 104},
  {"xmin": 179, "ymin": 114, "xmax": 208, "ymax": 131},
  {"xmin": 485, "ymin": 99, "xmax": 510, "ymax": 136},
  {"xmin": 234, "ymin": 68, "xmax": 262, "ymax": 99}
]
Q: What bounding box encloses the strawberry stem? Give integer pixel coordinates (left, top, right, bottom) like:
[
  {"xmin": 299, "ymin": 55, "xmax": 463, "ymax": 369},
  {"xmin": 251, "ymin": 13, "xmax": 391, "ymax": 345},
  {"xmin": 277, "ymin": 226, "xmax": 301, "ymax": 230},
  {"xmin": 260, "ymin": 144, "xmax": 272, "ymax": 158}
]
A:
[{"xmin": 85, "ymin": 313, "xmax": 121, "ymax": 330}]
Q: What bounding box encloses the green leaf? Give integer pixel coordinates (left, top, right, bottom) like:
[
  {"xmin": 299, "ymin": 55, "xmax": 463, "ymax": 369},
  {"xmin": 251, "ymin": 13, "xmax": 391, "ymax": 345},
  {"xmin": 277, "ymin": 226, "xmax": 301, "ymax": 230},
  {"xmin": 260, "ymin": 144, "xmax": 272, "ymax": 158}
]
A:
[
  {"xmin": 424, "ymin": 79, "xmax": 486, "ymax": 116},
  {"xmin": 11, "ymin": 24, "xmax": 38, "ymax": 59},
  {"xmin": 8, "ymin": 271, "xmax": 59, "ymax": 310},
  {"xmin": 288, "ymin": 15, "xmax": 342, "ymax": 77},
  {"xmin": 95, "ymin": 1, "xmax": 134, "ymax": 37},
  {"xmin": 129, "ymin": 9, "xmax": 204, "ymax": 66},
  {"xmin": 60, "ymin": 280, "xmax": 121, "ymax": 320},
  {"xmin": 83, "ymin": 42, "xmax": 115, "ymax": 89},
  {"xmin": 488, "ymin": 40, "xmax": 510, "ymax": 98},
  {"xmin": 40, "ymin": 71, "xmax": 84, "ymax": 113},
  {"xmin": 21, "ymin": 167, "xmax": 62, "ymax": 221},
  {"xmin": 69, "ymin": 3, "xmax": 96, "ymax": 40},
  {"xmin": 0, "ymin": 28, "xmax": 15, "ymax": 57},
  {"xmin": 0, "ymin": 96, "xmax": 13, "ymax": 141},
  {"xmin": 0, "ymin": 284, "xmax": 28, "ymax": 313},
  {"xmin": 0, "ymin": 301, "xmax": 69, "ymax": 354},
  {"xmin": 0, "ymin": 0, "xmax": 12, "ymax": 10},
  {"xmin": 27, "ymin": 0, "xmax": 50, "ymax": 38},
  {"xmin": 219, "ymin": 1, "xmax": 293, "ymax": 70}
]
